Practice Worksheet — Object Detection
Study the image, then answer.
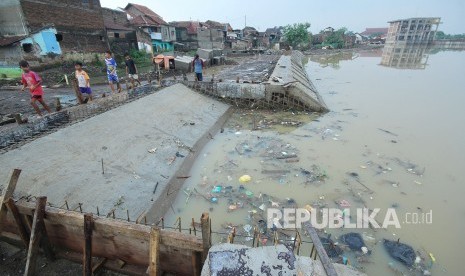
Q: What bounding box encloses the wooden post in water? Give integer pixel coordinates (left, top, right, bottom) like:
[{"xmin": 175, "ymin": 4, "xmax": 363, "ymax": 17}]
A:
[
  {"xmin": 200, "ymin": 213, "xmax": 211, "ymax": 262},
  {"xmin": 303, "ymin": 222, "xmax": 338, "ymax": 276}
]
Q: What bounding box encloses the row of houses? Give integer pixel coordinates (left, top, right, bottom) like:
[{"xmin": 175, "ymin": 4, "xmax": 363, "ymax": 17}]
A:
[
  {"xmin": 0, "ymin": 0, "xmax": 180, "ymax": 65},
  {"xmin": 0, "ymin": 0, "xmax": 287, "ymax": 66}
]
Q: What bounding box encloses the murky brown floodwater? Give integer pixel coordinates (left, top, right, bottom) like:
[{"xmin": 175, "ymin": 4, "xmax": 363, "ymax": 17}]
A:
[{"xmin": 165, "ymin": 47, "xmax": 465, "ymax": 275}]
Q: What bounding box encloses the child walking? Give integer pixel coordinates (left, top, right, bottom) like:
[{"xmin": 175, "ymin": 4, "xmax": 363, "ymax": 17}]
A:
[
  {"xmin": 75, "ymin": 62, "xmax": 93, "ymax": 102},
  {"xmin": 104, "ymin": 50, "xmax": 121, "ymax": 93},
  {"xmin": 125, "ymin": 53, "xmax": 141, "ymax": 88},
  {"xmin": 19, "ymin": 60, "xmax": 51, "ymax": 117}
]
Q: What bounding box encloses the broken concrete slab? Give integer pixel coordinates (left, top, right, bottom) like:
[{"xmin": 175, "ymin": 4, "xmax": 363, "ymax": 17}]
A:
[
  {"xmin": 201, "ymin": 244, "xmax": 366, "ymax": 276},
  {"xmin": 265, "ymin": 51, "xmax": 329, "ymax": 112},
  {"xmin": 175, "ymin": 55, "xmax": 194, "ymax": 72},
  {"xmin": 0, "ymin": 84, "xmax": 231, "ymax": 220},
  {"xmin": 182, "ymin": 51, "xmax": 328, "ymax": 112}
]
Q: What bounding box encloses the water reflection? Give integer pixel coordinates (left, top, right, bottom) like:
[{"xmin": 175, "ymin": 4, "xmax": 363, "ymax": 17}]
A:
[
  {"xmin": 380, "ymin": 43, "xmax": 430, "ymax": 69},
  {"xmin": 308, "ymin": 52, "xmax": 357, "ymax": 69}
]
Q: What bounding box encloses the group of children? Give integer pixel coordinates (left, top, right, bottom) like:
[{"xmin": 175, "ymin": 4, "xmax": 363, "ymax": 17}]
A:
[{"xmin": 19, "ymin": 51, "xmax": 140, "ymax": 116}]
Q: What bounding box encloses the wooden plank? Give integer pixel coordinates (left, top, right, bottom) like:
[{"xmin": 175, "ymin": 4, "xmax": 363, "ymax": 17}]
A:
[
  {"xmin": 24, "ymin": 196, "xmax": 47, "ymax": 276},
  {"xmin": 200, "ymin": 212, "xmax": 211, "ymax": 263},
  {"xmin": 192, "ymin": 251, "xmax": 202, "ymax": 276},
  {"xmin": 0, "ymin": 169, "xmax": 21, "ymax": 234},
  {"xmin": 302, "ymin": 222, "xmax": 338, "ymax": 276},
  {"xmin": 1, "ymin": 199, "xmax": 202, "ymax": 274},
  {"xmin": 83, "ymin": 213, "xmax": 93, "ymax": 276},
  {"xmin": 92, "ymin": 258, "xmax": 107, "ymax": 275},
  {"xmin": 149, "ymin": 227, "xmax": 160, "ymax": 276},
  {"xmin": 4, "ymin": 198, "xmax": 30, "ymax": 247}
]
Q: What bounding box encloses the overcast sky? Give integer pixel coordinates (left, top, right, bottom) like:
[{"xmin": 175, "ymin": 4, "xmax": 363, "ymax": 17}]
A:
[{"xmin": 100, "ymin": 0, "xmax": 465, "ymax": 34}]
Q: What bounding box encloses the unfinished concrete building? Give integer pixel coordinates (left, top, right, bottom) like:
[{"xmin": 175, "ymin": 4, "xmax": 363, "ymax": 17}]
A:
[
  {"xmin": 381, "ymin": 17, "xmax": 440, "ymax": 69},
  {"xmin": 385, "ymin": 17, "xmax": 441, "ymax": 45}
]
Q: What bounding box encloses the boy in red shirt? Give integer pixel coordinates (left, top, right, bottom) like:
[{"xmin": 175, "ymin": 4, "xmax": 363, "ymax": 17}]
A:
[{"xmin": 19, "ymin": 60, "xmax": 51, "ymax": 117}]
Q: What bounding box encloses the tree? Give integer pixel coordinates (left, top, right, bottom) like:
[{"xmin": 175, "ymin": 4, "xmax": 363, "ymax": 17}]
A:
[
  {"xmin": 283, "ymin": 22, "xmax": 311, "ymax": 48},
  {"xmin": 324, "ymin": 28, "xmax": 347, "ymax": 49}
]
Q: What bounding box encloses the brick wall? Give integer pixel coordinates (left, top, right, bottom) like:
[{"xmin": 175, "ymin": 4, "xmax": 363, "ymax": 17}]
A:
[
  {"xmin": 20, "ymin": 0, "xmax": 108, "ymax": 53},
  {"xmin": 101, "ymin": 7, "xmax": 129, "ymax": 27}
]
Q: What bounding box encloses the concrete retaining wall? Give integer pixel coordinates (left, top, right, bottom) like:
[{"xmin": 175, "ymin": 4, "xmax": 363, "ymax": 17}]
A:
[
  {"xmin": 0, "ymin": 84, "xmax": 231, "ymax": 221},
  {"xmin": 182, "ymin": 51, "xmax": 328, "ymax": 112}
]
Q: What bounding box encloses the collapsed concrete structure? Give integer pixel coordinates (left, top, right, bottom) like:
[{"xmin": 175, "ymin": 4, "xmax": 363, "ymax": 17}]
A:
[{"xmin": 183, "ymin": 51, "xmax": 328, "ymax": 112}]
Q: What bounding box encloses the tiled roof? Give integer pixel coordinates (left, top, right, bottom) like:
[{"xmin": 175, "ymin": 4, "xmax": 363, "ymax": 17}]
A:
[
  {"xmin": 360, "ymin": 28, "xmax": 388, "ymax": 35},
  {"xmin": 125, "ymin": 3, "xmax": 167, "ymax": 25},
  {"xmin": 171, "ymin": 21, "xmax": 200, "ymax": 35}
]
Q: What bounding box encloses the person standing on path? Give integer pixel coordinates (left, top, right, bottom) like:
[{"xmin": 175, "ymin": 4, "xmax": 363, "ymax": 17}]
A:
[
  {"xmin": 75, "ymin": 62, "xmax": 93, "ymax": 102},
  {"xmin": 125, "ymin": 53, "xmax": 141, "ymax": 88},
  {"xmin": 192, "ymin": 54, "xmax": 205, "ymax": 81},
  {"xmin": 19, "ymin": 60, "xmax": 51, "ymax": 117},
  {"xmin": 104, "ymin": 50, "xmax": 122, "ymax": 93}
]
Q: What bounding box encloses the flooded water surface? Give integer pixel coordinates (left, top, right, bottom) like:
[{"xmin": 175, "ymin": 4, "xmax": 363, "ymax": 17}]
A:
[{"xmin": 165, "ymin": 48, "xmax": 465, "ymax": 275}]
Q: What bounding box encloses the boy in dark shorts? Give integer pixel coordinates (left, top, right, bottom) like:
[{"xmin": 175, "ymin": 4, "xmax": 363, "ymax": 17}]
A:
[
  {"xmin": 125, "ymin": 53, "xmax": 141, "ymax": 88},
  {"xmin": 19, "ymin": 60, "xmax": 51, "ymax": 117},
  {"xmin": 75, "ymin": 62, "xmax": 93, "ymax": 102}
]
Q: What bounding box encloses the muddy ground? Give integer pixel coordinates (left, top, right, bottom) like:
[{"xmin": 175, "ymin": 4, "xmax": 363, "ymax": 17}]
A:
[{"xmin": 0, "ymin": 241, "xmax": 122, "ymax": 276}]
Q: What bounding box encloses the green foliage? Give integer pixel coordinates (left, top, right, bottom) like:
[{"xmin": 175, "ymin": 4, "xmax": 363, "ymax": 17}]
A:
[
  {"xmin": 435, "ymin": 31, "xmax": 465, "ymax": 40},
  {"xmin": 283, "ymin": 22, "xmax": 311, "ymax": 48},
  {"xmin": 0, "ymin": 68, "xmax": 22, "ymax": 79},
  {"xmin": 93, "ymin": 53, "xmax": 104, "ymax": 67},
  {"xmin": 129, "ymin": 49, "xmax": 152, "ymax": 66},
  {"xmin": 324, "ymin": 28, "xmax": 347, "ymax": 49}
]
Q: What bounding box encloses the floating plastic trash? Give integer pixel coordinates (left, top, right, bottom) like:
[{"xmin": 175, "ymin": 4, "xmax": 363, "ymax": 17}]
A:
[
  {"xmin": 338, "ymin": 199, "xmax": 351, "ymax": 208},
  {"xmin": 305, "ymin": 205, "xmax": 313, "ymax": 213},
  {"xmin": 243, "ymin": 224, "xmax": 252, "ymax": 233},
  {"xmin": 239, "ymin": 175, "xmax": 251, "ymax": 183},
  {"xmin": 245, "ymin": 190, "xmax": 254, "ymax": 197},
  {"xmin": 228, "ymin": 204, "xmax": 237, "ymax": 210},
  {"xmin": 211, "ymin": 197, "xmax": 218, "ymax": 203},
  {"xmin": 212, "ymin": 186, "xmax": 222, "ymax": 193}
]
